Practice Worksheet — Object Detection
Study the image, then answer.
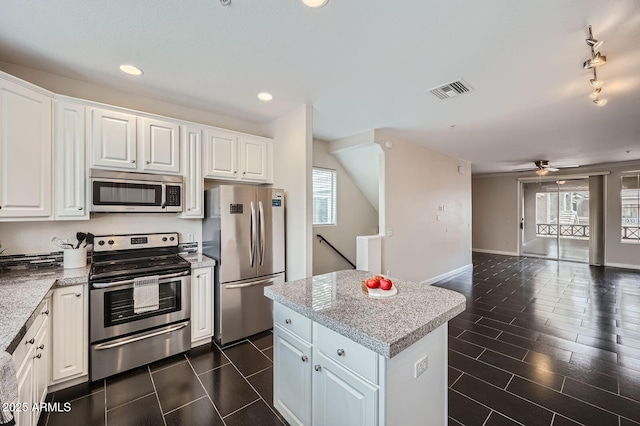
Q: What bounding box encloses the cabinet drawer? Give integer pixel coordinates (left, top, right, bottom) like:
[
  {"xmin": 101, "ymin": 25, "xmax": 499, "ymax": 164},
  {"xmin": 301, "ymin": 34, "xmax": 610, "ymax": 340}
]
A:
[
  {"xmin": 274, "ymin": 303, "xmax": 312, "ymax": 343},
  {"xmin": 13, "ymin": 298, "xmax": 49, "ymax": 370},
  {"xmin": 314, "ymin": 323, "xmax": 378, "ymax": 384}
]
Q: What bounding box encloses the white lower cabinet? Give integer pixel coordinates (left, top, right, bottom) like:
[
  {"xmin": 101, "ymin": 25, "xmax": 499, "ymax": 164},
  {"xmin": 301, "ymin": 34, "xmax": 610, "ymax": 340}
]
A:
[
  {"xmin": 51, "ymin": 284, "xmax": 87, "ymax": 382},
  {"xmin": 14, "ymin": 298, "xmax": 50, "ymax": 426},
  {"xmin": 191, "ymin": 266, "xmax": 214, "ymax": 347},
  {"xmin": 274, "ymin": 325, "xmax": 312, "ymax": 426},
  {"xmin": 273, "ymin": 302, "xmax": 448, "ymax": 426},
  {"xmin": 312, "ymin": 351, "xmax": 378, "ymax": 426}
]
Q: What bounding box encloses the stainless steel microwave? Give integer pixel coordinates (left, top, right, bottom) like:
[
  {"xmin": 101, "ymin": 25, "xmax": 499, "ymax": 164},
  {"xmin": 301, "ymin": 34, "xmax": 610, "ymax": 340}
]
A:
[{"xmin": 90, "ymin": 169, "xmax": 183, "ymax": 213}]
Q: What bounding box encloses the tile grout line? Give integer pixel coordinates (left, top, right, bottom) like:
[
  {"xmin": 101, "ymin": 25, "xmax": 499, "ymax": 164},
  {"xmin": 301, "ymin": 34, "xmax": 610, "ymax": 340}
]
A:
[
  {"xmin": 147, "ymin": 365, "xmax": 168, "ymax": 426},
  {"xmin": 220, "ymin": 398, "xmax": 262, "ymax": 419},
  {"xmin": 246, "ymin": 338, "xmax": 274, "ymax": 362},
  {"xmin": 105, "ymin": 391, "xmax": 157, "ymax": 412},
  {"xmin": 192, "ymin": 359, "xmax": 231, "ymax": 377},
  {"xmin": 185, "ymin": 353, "xmax": 229, "ymax": 426},
  {"xmin": 449, "ymin": 387, "xmax": 526, "ymax": 426},
  {"xmin": 162, "ymin": 395, "xmax": 208, "ymax": 416},
  {"xmin": 244, "ymin": 364, "xmax": 273, "ymax": 379}
]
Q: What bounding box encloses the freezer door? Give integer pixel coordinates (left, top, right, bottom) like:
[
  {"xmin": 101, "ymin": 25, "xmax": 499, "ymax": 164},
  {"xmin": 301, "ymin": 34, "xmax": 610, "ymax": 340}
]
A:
[
  {"xmin": 219, "ymin": 185, "xmax": 258, "ymax": 283},
  {"xmin": 257, "ymin": 187, "xmax": 285, "ymax": 277},
  {"xmin": 215, "ymin": 273, "xmax": 283, "ymax": 346}
]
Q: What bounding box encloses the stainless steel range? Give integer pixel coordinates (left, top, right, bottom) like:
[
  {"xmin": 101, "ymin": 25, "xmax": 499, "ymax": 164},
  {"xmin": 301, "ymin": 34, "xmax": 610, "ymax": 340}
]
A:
[{"xmin": 89, "ymin": 232, "xmax": 191, "ymax": 381}]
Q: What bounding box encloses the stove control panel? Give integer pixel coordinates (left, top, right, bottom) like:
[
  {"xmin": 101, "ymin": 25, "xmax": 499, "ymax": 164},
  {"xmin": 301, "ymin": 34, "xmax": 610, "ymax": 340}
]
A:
[{"xmin": 93, "ymin": 233, "xmax": 180, "ymax": 252}]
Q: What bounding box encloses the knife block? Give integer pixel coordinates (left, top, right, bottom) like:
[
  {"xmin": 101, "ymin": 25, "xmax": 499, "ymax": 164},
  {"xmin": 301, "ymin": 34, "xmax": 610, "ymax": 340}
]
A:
[{"xmin": 64, "ymin": 247, "xmax": 87, "ymax": 269}]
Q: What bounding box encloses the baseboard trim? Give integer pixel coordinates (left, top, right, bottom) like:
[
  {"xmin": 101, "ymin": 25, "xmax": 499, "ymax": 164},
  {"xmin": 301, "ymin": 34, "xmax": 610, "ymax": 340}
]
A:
[
  {"xmin": 604, "ymin": 262, "xmax": 640, "ymax": 271},
  {"xmin": 421, "ymin": 263, "xmax": 473, "ymax": 285},
  {"xmin": 472, "ymin": 248, "xmax": 519, "ymax": 256}
]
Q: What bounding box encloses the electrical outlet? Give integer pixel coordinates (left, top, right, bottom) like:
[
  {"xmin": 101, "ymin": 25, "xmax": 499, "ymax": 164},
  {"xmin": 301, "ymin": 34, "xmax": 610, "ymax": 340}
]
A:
[
  {"xmin": 386, "ymin": 227, "xmax": 393, "ymax": 236},
  {"xmin": 187, "ymin": 233, "xmax": 194, "ymax": 243},
  {"xmin": 414, "ymin": 355, "xmax": 428, "ymax": 379}
]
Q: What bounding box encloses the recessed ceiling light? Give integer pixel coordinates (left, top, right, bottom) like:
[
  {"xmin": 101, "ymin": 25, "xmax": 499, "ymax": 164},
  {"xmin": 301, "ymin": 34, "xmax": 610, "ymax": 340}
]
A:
[
  {"xmin": 257, "ymin": 92, "xmax": 274, "ymax": 101},
  {"xmin": 302, "ymin": 0, "xmax": 328, "ymax": 8},
  {"xmin": 119, "ymin": 64, "xmax": 143, "ymax": 76}
]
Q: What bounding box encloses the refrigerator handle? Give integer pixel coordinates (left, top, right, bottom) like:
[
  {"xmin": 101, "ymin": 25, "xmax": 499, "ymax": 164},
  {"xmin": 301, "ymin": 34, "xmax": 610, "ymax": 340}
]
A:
[
  {"xmin": 259, "ymin": 201, "xmax": 265, "ymax": 265},
  {"xmin": 250, "ymin": 201, "xmax": 256, "ymax": 267}
]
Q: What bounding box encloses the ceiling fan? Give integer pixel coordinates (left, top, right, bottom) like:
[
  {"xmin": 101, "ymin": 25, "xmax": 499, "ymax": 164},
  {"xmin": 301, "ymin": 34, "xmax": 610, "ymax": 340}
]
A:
[{"xmin": 513, "ymin": 160, "xmax": 580, "ymax": 175}]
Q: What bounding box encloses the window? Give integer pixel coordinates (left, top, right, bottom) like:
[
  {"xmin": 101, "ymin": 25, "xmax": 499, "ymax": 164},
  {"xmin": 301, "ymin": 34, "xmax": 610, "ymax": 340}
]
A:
[
  {"xmin": 312, "ymin": 167, "xmax": 337, "ymax": 225},
  {"xmin": 621, "ymin": 174, "xmax": 640, "ymax": 243}
]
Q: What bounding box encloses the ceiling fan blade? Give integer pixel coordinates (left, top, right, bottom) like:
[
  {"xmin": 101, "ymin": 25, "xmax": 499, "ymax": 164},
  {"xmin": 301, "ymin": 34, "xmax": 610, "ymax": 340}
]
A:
[
  {"xmin": 512, "ymin": 167, "xmax": 537, "ymax": 172},
  {"xmin": 557, "ymin": 164, "xmax": 580, "ymax": 169},
  {"xmin": 547, "ymin": 167, "xmax": 560, "ymax": 172}
]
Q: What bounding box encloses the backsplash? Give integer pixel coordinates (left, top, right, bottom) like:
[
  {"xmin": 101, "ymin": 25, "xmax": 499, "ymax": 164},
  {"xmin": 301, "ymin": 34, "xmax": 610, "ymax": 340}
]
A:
[{"xmin": 0, "ymin": 251, "xmax": 91, "ymax": 272}]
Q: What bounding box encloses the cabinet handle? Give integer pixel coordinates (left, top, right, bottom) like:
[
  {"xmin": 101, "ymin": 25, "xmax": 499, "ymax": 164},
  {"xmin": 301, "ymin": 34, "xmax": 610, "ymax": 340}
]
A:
[
  {"xmin": 301, "ymin": 355, "xmax": 308, "ymax": 362},
  {"xmin": 34, "ymin": 353, "xmax": 42, "ymax": 359},
  {"xmin": 75, "ymin": 293, "xmax": 81, "ymax": 297},
  {"xmin": 285, "ymin": 319, "xmax": 292, "ymax": 324},
  {"xmin": 314, "ymin": 365, "xmax": 322, "ymax": 372},
  {"xmin": 243, "ymin": 171, "xmax": 246, "ymax": 175},
  {"xmin": 131, "ymin": 160, "xmax": 136, "ymax": 164},
  {"xmin": 337, "ymin": 349, "xmax": 345, "ymax": 356},
  {"xmin": 0, "ymin": 205, "xmax": 2, "ymax": 209},
  {"xmin": 38, "ymin": 344, "xmax": 44, "ymax": 350},
  {"xmin": 146, "ymin": 161, "xmax": 150, "ymax": 164},
  {"xmin": 233, "ymin": 171, "xmax": 237, "ymax": 174},
  {"xmin": 42, "ymin": 310, "xmax": 49, "ymax": 315},
  {"xmin": 26, "ymin": 338, "xmax": 35, "ymax": 345},
  {"xmin": 78, "ymin": 206, "xmax": 83, "ymax": 211},
  {"xmin": 196, "ymin": 274, "xmax": 203, "ymax": 278}
]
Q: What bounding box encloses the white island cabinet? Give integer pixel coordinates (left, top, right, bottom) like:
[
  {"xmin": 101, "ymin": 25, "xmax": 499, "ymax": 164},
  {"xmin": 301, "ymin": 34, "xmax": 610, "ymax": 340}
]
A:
[{"xmin": 265, "ymin": 270, "xmax": 466, "ymax": 426}]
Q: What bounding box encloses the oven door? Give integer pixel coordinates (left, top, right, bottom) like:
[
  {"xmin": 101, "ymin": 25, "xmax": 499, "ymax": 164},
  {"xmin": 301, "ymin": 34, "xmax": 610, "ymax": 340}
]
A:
[{"xmin": 90, "ymin": 270, "xmax": 191, "ymax": 343}]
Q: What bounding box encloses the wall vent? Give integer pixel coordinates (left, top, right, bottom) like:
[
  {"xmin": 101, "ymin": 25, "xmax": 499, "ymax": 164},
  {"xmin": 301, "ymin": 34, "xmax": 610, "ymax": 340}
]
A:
[{"xmin": 427, "ymin": 79, "xmax": 474, "ymax": 100}]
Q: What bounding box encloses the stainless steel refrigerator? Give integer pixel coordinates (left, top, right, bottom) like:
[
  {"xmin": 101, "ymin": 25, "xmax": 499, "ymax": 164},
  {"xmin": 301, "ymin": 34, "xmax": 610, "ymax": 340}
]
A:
[{"xmin": 203, "ymin": 185, "xmax": 285, "ymax": 346}]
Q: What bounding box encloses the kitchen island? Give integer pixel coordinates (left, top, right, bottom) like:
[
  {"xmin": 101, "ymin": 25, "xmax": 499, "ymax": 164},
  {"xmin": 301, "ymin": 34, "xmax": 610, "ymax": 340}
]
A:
[{"xmin": 264, "ymin": 270, "xmax": 466, "ymax": 426}]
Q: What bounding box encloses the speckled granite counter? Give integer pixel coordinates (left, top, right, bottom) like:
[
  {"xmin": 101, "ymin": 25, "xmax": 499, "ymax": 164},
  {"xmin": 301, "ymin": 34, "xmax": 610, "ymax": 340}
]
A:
[
  {"xmin": 264, "ymin": 270, "xmax": 465, "ymax": 358},
  {"xmin": 0, "ymin": 266, "xmax": 90, "ymax": 355},
  {"xmin": 181, "ymin": 253, "xmax": 216, "ymax": 269}
]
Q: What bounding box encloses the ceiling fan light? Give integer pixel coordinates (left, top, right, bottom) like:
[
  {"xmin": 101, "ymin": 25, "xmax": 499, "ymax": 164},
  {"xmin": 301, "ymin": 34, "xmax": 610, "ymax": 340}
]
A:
[
  {"xmin": 536, "ymin": 169, "xmax": 549, "ymax": 176},
  {"xmin": 302, "ymin": 0, "xmax": 328, "ymax": 7}
]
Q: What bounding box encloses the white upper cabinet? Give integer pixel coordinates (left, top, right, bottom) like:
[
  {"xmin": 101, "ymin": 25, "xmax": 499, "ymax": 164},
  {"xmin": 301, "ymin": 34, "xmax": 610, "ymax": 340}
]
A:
[
  {"xmin": 90, "ymin": 107, "xmax": 137, "ymax": 170},
  {"xmin": 204, "ymin": 129, "xmax": 238, "ymax": 179},
  {"xmin": 204, "ymin": 129, "xmax": 272, "ymax": 183},
  {"xmin": 181, "ymin": 126, "xmax": 203, "ymax": 218},
  {"xmin": 139, "ymin": 117, "xmax": 180, "ymax": 173},
  {"xmin": 240, "ymin": 136, "xmax": 268, "ymax": 182},
  {"xmin": 54, "ymin": 100, "xmax": 88, "ymax": 220},
  {"xmin": 90, "ymin": 107, "xmax": 181, "ymax": 174},
  {"xmin": 0, "ymin": 74, "xmax": 53, "ymax": 220}
]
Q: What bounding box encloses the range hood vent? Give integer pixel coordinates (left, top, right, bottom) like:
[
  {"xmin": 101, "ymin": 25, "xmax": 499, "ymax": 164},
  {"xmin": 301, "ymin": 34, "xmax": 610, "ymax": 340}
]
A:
[{"xmin": 428, "ymin": 79, "xmax": 474, "ymax": 100}]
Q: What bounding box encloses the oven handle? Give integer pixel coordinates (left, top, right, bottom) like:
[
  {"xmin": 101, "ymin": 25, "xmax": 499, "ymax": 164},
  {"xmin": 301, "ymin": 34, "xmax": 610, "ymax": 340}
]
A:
[
  {"xmin": 225, "ymin": 277, "xmax": 275, "ymax": 289},
  {"xmin": 93, "ymin": 322, "xmax": 189, "ymax": 350},
  {"xmin": 92, "ymin": 270, "xmax": 190, "ymax": 289}
]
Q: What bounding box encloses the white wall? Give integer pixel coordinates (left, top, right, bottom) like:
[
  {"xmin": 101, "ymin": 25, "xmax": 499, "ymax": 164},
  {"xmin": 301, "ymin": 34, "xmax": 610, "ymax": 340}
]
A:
[
  {"xmin": 0, "ymin": 61, "xmax": 265, "ymax": 136},
  {"xmin": 472, "ymin": 160, "xmax": 640, "ymax": 269},
  {"xmin": 0, "ymin": 214, "xmax": 200, "ymax": 255},
  {"xmin": 312, "ymin": 139, "xmax": 378, "ymax": 275},
  {"xmin": 265, "ymin": 105, "xmax": 313, "ymax": 281},
  {"xmin": 375, "ymin": 131, "xmax": 472, "ymax": 284}
]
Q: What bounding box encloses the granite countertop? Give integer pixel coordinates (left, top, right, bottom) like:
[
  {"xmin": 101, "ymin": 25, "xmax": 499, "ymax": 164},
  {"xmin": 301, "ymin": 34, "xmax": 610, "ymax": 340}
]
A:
[
  {"xmin": 0, "ymin": 253, "xmax": 214, "ymax": 356},
  {"xmin": 264, "ymin": 270, "xmax": 466, "ymax": 358},
  {"xmin": 0, "ymin": 265, "xmax": 90, "ymax": 355}
]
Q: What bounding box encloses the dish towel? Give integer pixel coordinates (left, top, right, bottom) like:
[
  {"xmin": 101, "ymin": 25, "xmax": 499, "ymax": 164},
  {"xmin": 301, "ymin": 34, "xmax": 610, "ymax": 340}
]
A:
[
  {"xmin": 133, "ymin": 275, "xmax": 160, "ymax": 314},
  {"xmin": 0, "ymin": 351, "xmax": 18, "ymax": 424}
]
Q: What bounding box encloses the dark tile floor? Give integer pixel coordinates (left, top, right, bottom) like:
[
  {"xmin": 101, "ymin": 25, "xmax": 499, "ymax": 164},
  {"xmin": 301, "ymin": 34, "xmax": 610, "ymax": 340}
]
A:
[
  {"xmin": 435, "ymin": 253, "xmax": 640, "ymax": 426},
  {"xmin": 38, "ymin": 252, "xmax": 640, "ymax": 425},
  {"xmin": 39, "ymin": 332, "xmax": 285, "ymax": 426}
]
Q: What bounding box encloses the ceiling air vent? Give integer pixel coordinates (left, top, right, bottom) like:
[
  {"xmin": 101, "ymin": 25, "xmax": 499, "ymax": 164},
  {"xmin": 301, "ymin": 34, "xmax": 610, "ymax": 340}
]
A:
[{"xmin": 427, "ymin": 79, "xmax": 474, "ymax": 100}]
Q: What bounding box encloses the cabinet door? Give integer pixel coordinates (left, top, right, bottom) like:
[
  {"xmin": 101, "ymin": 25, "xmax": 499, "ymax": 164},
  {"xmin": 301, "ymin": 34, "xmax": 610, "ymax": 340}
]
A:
[
  {"xmin": 0, "ymin": 78, "xmax": 52, "ymax": 218},
  {"xmin": 90, "ymin": 107, "xmax": 137, "ymax": 170},
  {"xmin": 312, "ymin": 351, "xmax": 378, "ymax": 426},
  {"xmin": 51, "ymin": 285, "xmax": 87, "ymax": 381},
  {"xmin": 32, "ymin": 316, "xmax": 49, "ymax": 424},
  {"xmin": 181, "ymin": 127, "xmax": 203, "ymax": 218},
  {"xmin": 203, "ymin": 130, "xmax": 238, "ymax": 179},
  {"xmin": 239, "ymin": 136, "xmax": 268, "ymax": 182},
  {"xmin": 139, "ymin": 117, "xmax": 181, "ymax": 173},
  {"xmin": 191, "ymin": 267, "xmax": 213, "ymax": 345},
  {"xmin": 54, "ymin": 100, "xmax": 87, "ymax": 219},
  {"xmin": 16, "ymin": 350, "xmax": 34, "ymax": 426},
  {"xmin": 274, "ymin": 326, "xmax": 312, "ymax": 426}
]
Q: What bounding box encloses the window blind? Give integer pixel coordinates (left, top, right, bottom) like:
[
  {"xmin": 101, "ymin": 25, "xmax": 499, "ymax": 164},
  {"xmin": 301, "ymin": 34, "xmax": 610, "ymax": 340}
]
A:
[{"xmin": 312, "ymin": 168, "xmax": 337, "ymax": 225}]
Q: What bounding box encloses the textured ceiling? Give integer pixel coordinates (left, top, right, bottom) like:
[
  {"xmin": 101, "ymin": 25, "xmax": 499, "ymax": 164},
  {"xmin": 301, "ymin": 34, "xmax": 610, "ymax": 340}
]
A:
[{"xmin": 1, "ymin": 0, "xmax": 639, "ymax": 173}]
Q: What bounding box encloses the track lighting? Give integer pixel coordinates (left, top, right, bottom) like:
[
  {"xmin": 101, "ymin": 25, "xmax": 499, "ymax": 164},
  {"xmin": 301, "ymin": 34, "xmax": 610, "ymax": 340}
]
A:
[{"xmin": 583, "ymin": 26, "xmax": 608, "ymax": 106}]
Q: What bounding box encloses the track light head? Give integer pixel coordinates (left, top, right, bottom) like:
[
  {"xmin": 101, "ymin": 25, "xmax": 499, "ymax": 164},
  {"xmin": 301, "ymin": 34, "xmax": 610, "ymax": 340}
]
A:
[{"xmin": 585, "ymin": 38, "xmax": 603, "ymax": 51}]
